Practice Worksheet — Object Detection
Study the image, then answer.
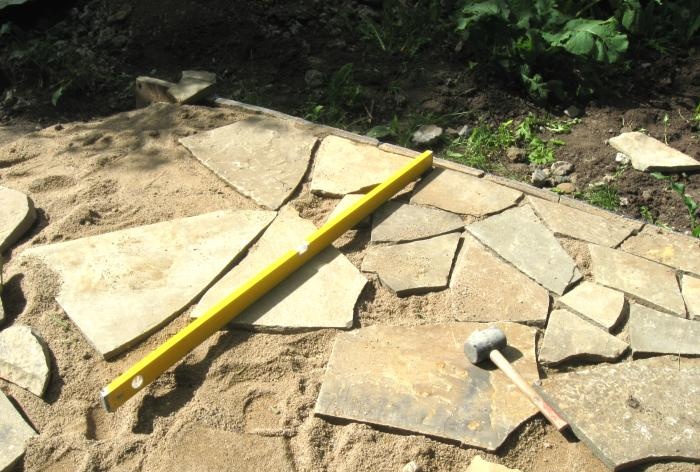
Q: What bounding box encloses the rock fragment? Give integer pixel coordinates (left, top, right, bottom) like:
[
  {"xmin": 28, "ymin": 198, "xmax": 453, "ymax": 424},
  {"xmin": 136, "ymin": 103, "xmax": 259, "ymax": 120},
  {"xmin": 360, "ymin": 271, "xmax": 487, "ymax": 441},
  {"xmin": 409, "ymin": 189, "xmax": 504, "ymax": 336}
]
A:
[
  {"xmin": 628, "ymin": 304, "xmax": 700, "ymax": 356},
  {"xmin": 0, "ymin": 391, "xmax": 36, "ymax": 472},
  {"xmin": 609, "ymin": 131, "xmax": 700, "ymax": 172},
  {"xmin": 371, "ymin": 201, "xmax": 463, "ymax": 243},
  {"xmin": 0, "ymin": 186, "xmax": 36, "ymax": 253},
  {"xmin": 0, "ymin": 324, "xmax": 51, "ymax": 397},
  {"xmin": 681, "ymin": 274, "xmax": 700, "ymax": 320},
  {"xmin": 466, "ymin": 456, "xmax": 522, "ymax": 472},
  {"xmin": 411, "ymin": 124, "xmax": 443, "ymax": 145},
  {"xmin": 557, "ymin": 281, "xmax": 625, "ymax": 331}
]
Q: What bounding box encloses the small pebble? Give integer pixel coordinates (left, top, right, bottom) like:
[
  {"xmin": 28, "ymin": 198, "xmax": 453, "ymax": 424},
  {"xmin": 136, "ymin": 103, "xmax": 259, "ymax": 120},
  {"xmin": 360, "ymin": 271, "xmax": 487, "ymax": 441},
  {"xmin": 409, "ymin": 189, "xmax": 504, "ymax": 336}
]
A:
[{"xmin": 402, "ymin": 461, "xmax": 422, "ymax": 472}]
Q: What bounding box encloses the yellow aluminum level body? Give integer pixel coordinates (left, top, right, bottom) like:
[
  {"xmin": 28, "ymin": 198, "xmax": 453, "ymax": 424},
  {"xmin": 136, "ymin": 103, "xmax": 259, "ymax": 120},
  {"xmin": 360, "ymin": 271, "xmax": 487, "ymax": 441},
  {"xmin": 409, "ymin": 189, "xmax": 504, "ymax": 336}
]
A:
[{"xmin": 101, "ymin": 150, "xmax": 433, "ymax": 412}]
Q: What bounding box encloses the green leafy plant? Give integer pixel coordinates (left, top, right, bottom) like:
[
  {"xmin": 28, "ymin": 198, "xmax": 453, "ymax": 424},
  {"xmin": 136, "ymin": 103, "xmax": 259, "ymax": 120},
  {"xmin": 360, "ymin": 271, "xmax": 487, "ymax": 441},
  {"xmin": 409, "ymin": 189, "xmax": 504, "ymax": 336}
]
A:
[
  {"xmin": 304, "ymin": 63, "xmax": 364, "ymax": 126},
  {"xmin": 639, "ymin": 205, "xmax": 655, "ymax": 224},
  {"xmin": 583, "ymin": 184, "xmax": 620, "ymax": 211},
  {"xmin": 662, "ymin": 113, "xmax": 670, "ymax": 144},
  {"xmin": 651, "ymin": 172, "xmax": 700, "ymax": 237}
]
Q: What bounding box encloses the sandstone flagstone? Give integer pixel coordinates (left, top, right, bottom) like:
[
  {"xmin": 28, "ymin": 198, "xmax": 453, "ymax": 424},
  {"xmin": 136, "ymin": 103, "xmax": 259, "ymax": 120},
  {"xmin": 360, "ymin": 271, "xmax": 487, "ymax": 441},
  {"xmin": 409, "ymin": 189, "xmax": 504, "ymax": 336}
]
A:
[
  {"xmin": 628, "ymin": 304, "xmax": 700, "ymax": 356},
  {"xmin": 0, "ymin": 325, "xmax": 50, "ymax": 397},
  {"xmin": 681, "ymin": 274, "xmax": 700, "ymax": 320},
  {"xmin": 466, "ymin": 456, "xmax": 522, "ymax": 472},
  {"xmin": 449, "ymin": 234, "xmax": 549, "ymax": 324},
  {"xmin": 361, "ymin": 233, "xmax": 460, "ymax": 295},
  {"xmin": 539, "ymin": 309, "xmax": 628, "ymax": 365},
  {"xmin": 24, "ymin": 209, "xmax": 275, "ymax": 358},
  {"xmin": 557, "ymin": 281, "xmax": 625, "ymax": 331},
  {"xmin": 588, "ymin": 244, "xmax": 685, "ymax": 316},
  {"xmin": 621, "ymin": 225, "xmax": 700, "ymax": 277},
  {"xmin": 535, "ymin": 356, "xmax": 700, "ymax": 470},
  {"xmin": 180, "ymin": 117, "xmax": 317, "ymax": 209},
  {"xmin": 193, "ymin": 207, "xmax": 366, "ymax": 329},
  {"xmin": 0, "ymin": 186, "xmax": 36, "ymax": 253},
  {"xmin": 609, "ymin": 131, "xmax": 700, "ymax": 172},
  {"xmin": 0, "ymin": 390, "xmax": 36, "ymax": 472},
  {"xmin": 371, "ymin": 201, "xmax": 463, "ymax": 243},
  {"xmin": 410, "ymin": 168, "xmax": 522, "ymax": 216},
  {"xmin": 467, "ymin": 206, "xmax": 582, "ymax": 295},
  {"xmin": 315, "ymin": 322, "xmax": 539, "ymax": 451},
  {"xmin": 310, "ymin": 135, "xmax": 412, "ymax": 196}
]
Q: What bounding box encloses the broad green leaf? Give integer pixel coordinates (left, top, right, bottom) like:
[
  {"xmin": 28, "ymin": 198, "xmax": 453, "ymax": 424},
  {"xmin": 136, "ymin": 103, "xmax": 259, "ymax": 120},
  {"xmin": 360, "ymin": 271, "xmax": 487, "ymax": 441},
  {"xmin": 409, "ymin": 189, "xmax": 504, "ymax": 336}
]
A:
[{"xmin": 366, "ymin": 125, "xmax": 394, "ymax": 139}]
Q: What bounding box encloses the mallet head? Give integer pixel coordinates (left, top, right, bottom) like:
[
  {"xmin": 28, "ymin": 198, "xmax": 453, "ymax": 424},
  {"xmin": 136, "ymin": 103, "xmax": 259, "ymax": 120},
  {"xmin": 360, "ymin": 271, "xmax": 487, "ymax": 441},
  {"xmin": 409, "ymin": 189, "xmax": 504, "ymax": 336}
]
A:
[{"xmin": 464, "ymin": 327, "xmax": 507, "ymax": 364}]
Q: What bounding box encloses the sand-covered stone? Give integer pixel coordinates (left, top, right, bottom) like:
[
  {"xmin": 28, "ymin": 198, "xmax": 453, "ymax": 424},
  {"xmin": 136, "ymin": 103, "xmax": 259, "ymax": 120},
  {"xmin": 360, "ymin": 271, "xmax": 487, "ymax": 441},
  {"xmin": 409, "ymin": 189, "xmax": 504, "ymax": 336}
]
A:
[
  {"xmin": 528, "ymin": 196, "xmax": 641, "ymax": 247},
  {"xmin": 466, "ymin": 456, "xmax": 522, "ymax": 472},
  {"xmin": 168, "ymin": 73, "xmax": 215, "ymax": 104},
  {"xmin": 557, "ymin": 281, "xmax": 625, "ymax": 331},
  {"xmin": 361, "ymin": 233, "xmax": 460, "ymax": 295},
  {"xmin": 467, "ymin": 206, "xmax": 581, "ymax": 295},
  {"xmin": 315, "ymin": 322, "xmax": 539, "ymax": 451},
  {"xmin": 193, "ymin": 207, "xmax": 366, "ymax": 329},
  {"xmin": 0, "ymin": 390, "xmax": 36, "ymax": 472},
  {"xmin": 310, "ymin": 135, "xmax": 411, "ymax": 196},
  {"xmin": 24, "ymin": 209, "xmax": 275, "ymax": 358},
  {"xmin": 539, "ymin": 309, "xmax": 627, "ymax": 365},
  {"xmin": 410, "ymin": 168, "xmax": 521, "ymax": 216},
  {"xmin": 449, "ymin": 234, "xmax": 549, "ymax": 324},
  {"xmin": 180, "ymin": 117, "xmax": 317, "ymax": 209},
  {"xmin": 0, "ymin": 324, "xmax": 50, "ymax": 397},
  {"xmin": 371, "ymin": 201, "xmax": 463, "ymax": 243},
  {"xmin": 0, "ymin": 185, "xmax": 36, "ymax": 253},
  {"xmin": 609, "ymin": 131, "xmax": 700, "ymax": 172},
  {"xmin": 589, "ymin": 244, "xmax": 685, "ymax": 316},
  {"xmin": 681, "ymin": 274, "xmax": 700, "ymax": 320},
  {"xmin": 628, "ymin": 304, "xmax": 700, "ymax": 356},
  {"xmin": 621, "ymin": 226, "xmax": 700, "ymax": 277}
]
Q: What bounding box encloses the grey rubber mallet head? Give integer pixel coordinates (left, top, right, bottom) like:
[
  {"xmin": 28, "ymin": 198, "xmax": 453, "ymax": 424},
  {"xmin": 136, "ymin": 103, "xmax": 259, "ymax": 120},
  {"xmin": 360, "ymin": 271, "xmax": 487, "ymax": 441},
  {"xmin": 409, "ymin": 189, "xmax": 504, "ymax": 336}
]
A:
[{"xmin": 464, "ymin": 327, "xmax": 507, "ymax": 364}]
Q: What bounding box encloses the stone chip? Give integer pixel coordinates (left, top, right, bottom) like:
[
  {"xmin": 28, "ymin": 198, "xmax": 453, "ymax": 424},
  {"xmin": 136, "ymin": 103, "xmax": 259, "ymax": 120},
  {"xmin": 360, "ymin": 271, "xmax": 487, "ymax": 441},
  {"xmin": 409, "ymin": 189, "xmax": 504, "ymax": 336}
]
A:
[
  {"xmin": 681, "ymin": 274, "xmax": 700, "ymax": 321},
  {"xmin": 0, "ymin": 390, "xmax": 36, "ymax": 472},
  {"xmin": 371, "ymin": 201, "xmax": 464, "ymax": 243},
  {"xmin": 609, "ymin": 131, "xmax": 700, "ymax": 172},
  {"xmin": 0, "ymin": 324, "xmax": 51, "ymax": 397},
  {"xmin": 0, "ymin": 185, "xmax": 36, "ymax": 253},
  {"xmin": 557, "ymin": 281, "xmax": 625, "ymax": 331}
]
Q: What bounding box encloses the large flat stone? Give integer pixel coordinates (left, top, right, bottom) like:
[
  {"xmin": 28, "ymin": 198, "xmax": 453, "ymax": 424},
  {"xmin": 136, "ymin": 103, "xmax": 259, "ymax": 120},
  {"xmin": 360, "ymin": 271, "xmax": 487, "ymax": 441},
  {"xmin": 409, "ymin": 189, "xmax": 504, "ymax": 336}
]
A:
[
  {"xmin": 539, "ymin": 309, "xmax": 628, "ymax": 365},
  {"xmin": 681, "ymin": 274, "xmax": 700, "ymax": 321},
  {"xmin": 371, "ymin": 201, "xmax": 464, "ymax": 243},
  {"xmin": 410, "ymin": 168, "xmax": 522, "ymax": 216},
  {"xmin": 361, "ymin": 233, "xmax": 461, "ymax": 296},
  {"xmin": 621, "ymin": 226, "xmax": 700, "ymax": 277},
  {"xmin": 315, "ymin": 322, "xmax": 539, "ymax": 451},
  {"xmin": 527, "ymin": 196, "xmax": 641, "ymax": 247},
  {"xmin": 536, "ymin": 357, "xmax": 700, "ymax": 470},
  {"xmin": 310, "ymin": 135, "xmax": 411, "ymax": 196},
  {"xmin": 180, "ymin": 117, "xmax": 317, "ymax": 209},
  {"xmin": 557, "ymin": 281, "xmax": 625, "ymax": 331},
  {"xmin": 588, "ymin": 244, "xmax": 685, "ymax": 316},
  {"xmin": 192, "ymin": 207, "xmax": 366, "ymax": 329},
  {"xmin": 0, "ymin": 324, "xmax": 50, "ymax": 397},
  {"xmin": 449, "ymin": 234, "xmax": 549, "ymax": 324},
  {"xmin": 0, "ymin": 390, "xmax": 36, "ymax": 472},
  {"xmin": 467, "ymin": 206, "xmax": 582, "ymax": 295},
  {"xmin": 0, "ymin": 186, "xmax": 36, "ymax": 253},
  {"xmin": 628, "ymin": 304, "xmax": 700, "ymax": 356},
  {"xmin": 24, "ymin": 210, "xmax": 275, "ymax": 358},
  {"xmin": 609, "ymin": 131, "xmax": 700, "ymax": 172}
]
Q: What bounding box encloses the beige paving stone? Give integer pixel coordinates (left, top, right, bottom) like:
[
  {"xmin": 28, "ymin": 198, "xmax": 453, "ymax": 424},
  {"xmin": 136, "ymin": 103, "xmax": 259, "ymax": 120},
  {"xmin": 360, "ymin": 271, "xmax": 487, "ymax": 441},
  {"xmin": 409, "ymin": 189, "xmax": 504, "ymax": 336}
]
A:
[
  {"xmin": 0, "ymin": 325, "xmax": 50, "ymax": 397},
  {"xmin": 681, "ymin": 274, "xmax": 700, "ymax": 320},
  {"xmin": 589, "ymin": 244, "xmax": 685, "ymax": 316},
  {"xmin": 557, "ymin": 281, "xmax": 625, "ymax": 331},
  {"xmin": 466, "ymin": 456, "xmax": 522, "ymax": 472},
  {"xmin": 621, "ymin": 225, "xmax": 700, "ymax": 276},
  {"xmin": 193, "ymin": 207, "xmax": 366, "ymax": 329},
  {"xmin": 371, "ymin": 201, "xmax": 464, "ymax": 243},
  {"xmin": 411, "ymin": 168, "xmax": 522, "ymax": 216},
  {"xmin": 180, "ymin": 117, "xmax": 317, "ymax": 210},
  {"xmin": 168, "ymin": 77, "xmax": 215, "ymax": 104},
  {"xmin": 324, "ymin": 193, "xmax": 367, "ymax": 227},
  {"xmin": 24, "ymin": 209, "xmax": 275, "ymax": 358},
  {"xmin": 310, "ymin": 135, "xmax": 411, "ymax": 196},
  {"xmin": 0, "ymin": 390, "xmax": 36, "ymax": 472},
  {"xmin": 628, "ymin": 304, "xmax": 700, "ymax": 356},
  {"xmin": 0, "ymin": 186, "xmax": 36, "ymax": 253},
  {"xmin": 609, "ymin": 131, "xmax": 700, "ymax": 172}
]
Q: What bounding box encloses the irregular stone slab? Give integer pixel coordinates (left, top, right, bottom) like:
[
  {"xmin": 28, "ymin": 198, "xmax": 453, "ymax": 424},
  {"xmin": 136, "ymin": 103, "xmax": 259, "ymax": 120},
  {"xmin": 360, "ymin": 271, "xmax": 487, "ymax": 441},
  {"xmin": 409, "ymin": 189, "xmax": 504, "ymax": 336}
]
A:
[
  {"xmin": 558, "ymin": 281, "xmax": 625, "ymax": 331},
  {"xmin": 193, "ymin": 207, "xmax": 366, "ymax": 329},
  {"xmin": 681, "ymin": 274, "xmax": 700, "ymax": 321},
  {"xmin": 315, "ymin": 322, "xmax": 539, "ymax": 451},
  {"xmin": 0, "ymin": 390, "xmax": 36, "ymax": 472},
  {"xmin": 410, "ymin": 168, "xmax": 522, "ymax": 216},
  {"xmin": 621, "ymin": 226, "xmax": 700, "ymax": 277},
  {"xmin": 361, "ymin": 233, "xmax": 461, "ymax": 296},
  {"xmin": 449, "ymin": 234, "xmax": 549, "ymax": 324},
  {"xmin": 628, "ymin": 304, "xmax": 700, "ymax": 356},
  {"xmin": 609, "ymin": 131, "xmax": 700, "ymax": 172},
  {"xmin": 325, "ymin": 193, "xmax": 368, "ymax": 228},
  {"xmin": 180, "ymin": 117, "xmax": 317, "ymax": 210},
  {"xmin": 536, "ymin": 357, "xmax": 700, "ymax": 470},
  {"xmin": 466, "ymin": 456, "xmax": 522, "ymax": 472},
  {"xmin": 371, "ymin": 201, "xmax": 464, "ymax": 243},
  {"xmin": 539, "ymin": 309, "xmax": 628, "ymax": 365},
  {"xmin": 588, "ymin": 244, "xmax": 685, "ymax": 316},
  {"xmin": 0, "ymin": 186, "xmax": 36, "ymax": 253},
  {"xmin": 134, "ymin": 76, "xmax": 175, "ymax": 107},
  {"xmin": 168, "ymin": 71, "xmax": 215, "ymax": 104},
  {"xmin": 24, "ymin": 210, "xmax": 275, "ymax": 358},
  {"xmin": 528, "ymin": 196, "xmax": 641, "ymax": 247},
  {"xmin": 0, "ymin": 325, "xmax": 50, "ymax": 397},
  {"xmin": 310, "ymin": 135, "xmax": 411, "ymax": 196},
  {"xmin": 467, "ymin": 206, "xmax": 582, "ymax": 295}
]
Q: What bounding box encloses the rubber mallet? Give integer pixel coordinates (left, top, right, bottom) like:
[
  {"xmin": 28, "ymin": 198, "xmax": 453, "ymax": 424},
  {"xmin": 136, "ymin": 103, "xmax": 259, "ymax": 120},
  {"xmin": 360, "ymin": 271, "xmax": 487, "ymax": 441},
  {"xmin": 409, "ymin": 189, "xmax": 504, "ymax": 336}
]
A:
[{"xmin": 464, "ymin": 327, "xmax": 568, "ymax": 431}]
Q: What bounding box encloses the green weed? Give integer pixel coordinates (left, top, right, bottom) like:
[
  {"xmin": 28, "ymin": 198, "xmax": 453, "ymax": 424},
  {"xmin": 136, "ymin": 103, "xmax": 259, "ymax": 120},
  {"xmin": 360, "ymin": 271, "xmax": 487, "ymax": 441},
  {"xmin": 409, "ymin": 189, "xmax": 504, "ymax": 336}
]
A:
[
  {"xmin": 651, "ymin": 172, "xmax": 700, "ymax": 237},
  {"xmin": 583, "ymin": 184, "xmax": 620, "ymax": 211},
  {"xmin": 639, "ymin": 205, "xmax": 655, "ymax": 224},
  {"xmin": 304, "ymin": 63, "xmax": 364, "ymax": 127}
]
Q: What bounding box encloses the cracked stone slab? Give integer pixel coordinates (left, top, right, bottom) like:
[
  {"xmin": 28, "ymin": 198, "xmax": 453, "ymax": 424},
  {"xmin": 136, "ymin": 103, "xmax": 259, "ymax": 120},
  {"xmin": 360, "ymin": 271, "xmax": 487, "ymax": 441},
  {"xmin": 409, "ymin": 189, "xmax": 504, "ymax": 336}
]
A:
[
  {"xmin": 588, "ymin": 244, "xmax": 685, "ymax": 316},
  {"xmin": 628, "ymin": 304, "xmax": 700, "ymax": 356},
  {"xmin": 0, "ymin": 325, "xmax": 50, "ymax": 397},
  {"xmin": 0, "ymin": 390, "xmax": 36, "ymax": 472},
  {"xmin": 527, "ymin": 196, "xmax": 641, "ymax": 247},
  {"xmin": 193, "ymin": 207, "xmax": 366, "ymax": 329},
  {"xmin": 180, "ymin": 117, "xmax": 317, "ymax": 210},
  {"xmin": 310, "ymin": 135, "xmax": 411, "ymax": 196},
  {"xmin": 535, "ymin": 356, "xmax": 700, "ymax": 470},
  {"xmin": 24, "ymin": 210, "xmax": 275, "ymax": 358},
  {"xmin": 539, "ymin": 309, "xmax": 628, "ymax": 365},
  {"xmin": 609, "ymin": 131, "xmax": 700, "ymax": 172},
  {"xmin": 681, "ymin": 274, "xmax": 700, "ymax": 321},
  {"xmin": 315, "ymin": 322, "xmax": 539, "ymax": 451},
  {"xmin": 410, "ymin": 168, "xmax": 522, "ymax": 216},
  {"xmin": 449, "ymin": 234, "xmax": 549, "ymax": 324},
  {"xmin": 371, "ymin": 201, "xmax": 464, "ymax": 243},
  {"xmin": 361, "ymin": 233, "xmax": 461, "ymax": 296},
  {"xmin": 621, "ymin": 226, "xmax": 700, "ymax": 277},
  {"xmin": 467, "ymin": 206, "xmax": 581, "ymax": 295},
  {"xmin": 557, "ymin": 281, "xmax": 625, "ymax": 331},
  {"xmin": 0, "ymin": 186, "xmax": 36, "ymax": 253}
]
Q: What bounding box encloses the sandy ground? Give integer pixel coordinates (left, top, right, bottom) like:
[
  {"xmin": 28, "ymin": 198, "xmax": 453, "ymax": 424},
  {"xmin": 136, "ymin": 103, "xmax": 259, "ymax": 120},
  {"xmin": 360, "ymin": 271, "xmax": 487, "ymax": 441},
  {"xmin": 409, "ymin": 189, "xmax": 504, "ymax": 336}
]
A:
[{"xmin": 0, "ymin": 103, "xmax": 696, "ymax": 472}]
